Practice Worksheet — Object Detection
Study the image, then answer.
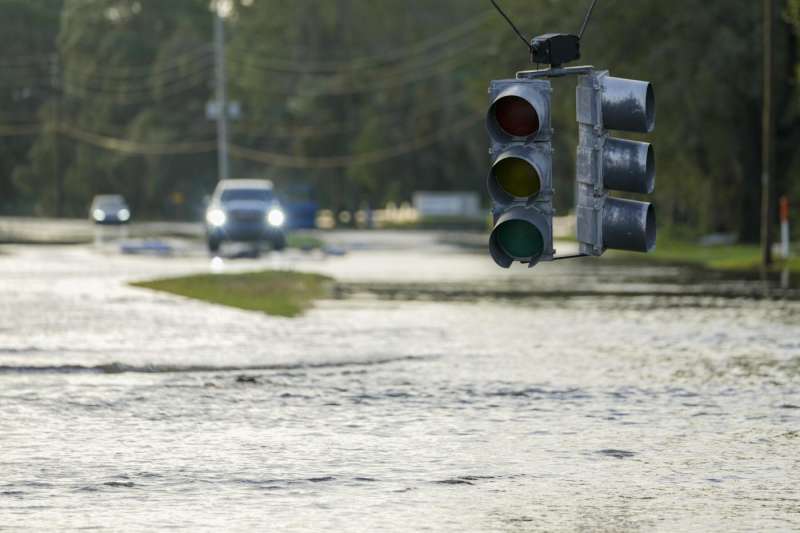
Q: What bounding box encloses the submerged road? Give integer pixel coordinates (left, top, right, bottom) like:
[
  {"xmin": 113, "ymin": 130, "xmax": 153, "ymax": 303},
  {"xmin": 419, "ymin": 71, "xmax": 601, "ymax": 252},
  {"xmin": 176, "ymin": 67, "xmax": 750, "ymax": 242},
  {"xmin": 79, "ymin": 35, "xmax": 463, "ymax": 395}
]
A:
[{"xmin": 0, "ymin": 236, "xmax": 798, "ymax": 531}]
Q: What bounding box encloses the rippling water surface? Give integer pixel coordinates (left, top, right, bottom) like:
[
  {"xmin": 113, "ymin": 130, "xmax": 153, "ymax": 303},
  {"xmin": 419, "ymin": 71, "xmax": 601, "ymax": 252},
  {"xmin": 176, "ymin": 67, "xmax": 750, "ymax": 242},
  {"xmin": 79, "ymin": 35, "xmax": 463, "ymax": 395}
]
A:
[{"xmin": 1, "ymin": 244, "xmax": 799, "ymax": 531}]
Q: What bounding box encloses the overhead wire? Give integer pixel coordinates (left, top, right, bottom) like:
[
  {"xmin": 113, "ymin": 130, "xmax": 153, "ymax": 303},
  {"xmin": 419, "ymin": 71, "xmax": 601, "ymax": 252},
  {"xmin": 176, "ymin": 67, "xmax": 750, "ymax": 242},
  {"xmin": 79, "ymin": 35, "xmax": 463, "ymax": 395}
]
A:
[
  {"xmin": 228, "ymin": 44, "xmax": 491, "ymax": 98},
  {"xmin": 229, "ymin": 113, "xmax": 483, "ymax": 169},
  {"xmin": 0, "ymin": 110, "xmax": 482, "ymax": 168},
  {"xmin": 228, "ymin": 9, "xmax": 495, "ymax": 74},
  {"xmin": 56, "ymin": 73, "xmax": 211, "ymax": 104},
  {"xmin": 1, "ymin": 39, "xmax": 483, "ymax": 102},
  {"xmin": 228, "ymin": 31, "xmax": 482, "ymax": 80},
  {"xmin": 58, "ymin": 123, "xmax": 216, "ymax": 155},
  {"xmin": 62, "ymin": 45, "xmax": 213, "ymax": 79},
  {"xmin": 234, "ymin": 89, "xmax": 476, "ymax": 139},
  {"xmin": 489, "ymin": 0, "xmax": 531, "ymax": 52},
  {"xmin": 229, "ymin": 33, "xmax": 486, "ymax": 84},
  {"xmin": 0, "ymin": 10, "xmax": 490, "ymax": 80},
  {"xmin": 0, "ymin": 9, "xmax": 491, "ymax": 167},
  {"xmin": 61, "ymin": 61, "xmax": 213, "ymax": 94},
  {"xmin": 0, "ymin": 123, "xmax": 43, "ymax": 136},
  {"xmin": 0, "ymin": 57, "xmax": 213, "ymax": 91},
  {"xmin": 0, "ymin": 45, "xmax": 212, "ymax": 74},
  {"xmin": 0, "ymin": 9, "xmax": 498, "ymax": 102},
  {"xmin": 579, "ymin": 0, "xmax": 600, "ymax": 39}
]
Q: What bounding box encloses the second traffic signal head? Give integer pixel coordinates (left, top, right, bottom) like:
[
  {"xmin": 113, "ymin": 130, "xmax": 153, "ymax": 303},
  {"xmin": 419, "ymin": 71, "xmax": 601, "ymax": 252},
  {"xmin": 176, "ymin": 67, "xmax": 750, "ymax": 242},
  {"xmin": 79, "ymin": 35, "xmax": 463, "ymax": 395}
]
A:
[{"xmin": 576, "ymin": 71, "xmax": 657, "ymax": 256}]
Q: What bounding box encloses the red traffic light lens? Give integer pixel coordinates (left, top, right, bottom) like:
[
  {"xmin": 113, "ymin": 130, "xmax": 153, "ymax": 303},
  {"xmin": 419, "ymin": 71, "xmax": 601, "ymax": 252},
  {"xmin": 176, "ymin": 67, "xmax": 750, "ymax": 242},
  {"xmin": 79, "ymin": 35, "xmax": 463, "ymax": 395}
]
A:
[{"xmin": 494, "ymin": 96, "xmax": 539, "ymax": 137}]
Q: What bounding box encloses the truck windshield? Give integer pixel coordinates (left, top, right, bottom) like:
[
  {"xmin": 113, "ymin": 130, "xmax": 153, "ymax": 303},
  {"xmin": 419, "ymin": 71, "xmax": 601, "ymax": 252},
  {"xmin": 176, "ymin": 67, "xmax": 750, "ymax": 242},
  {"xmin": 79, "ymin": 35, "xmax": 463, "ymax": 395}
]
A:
[{"xmin": 220, "ymin": 189, "xmax": 273, "ymax": 202}]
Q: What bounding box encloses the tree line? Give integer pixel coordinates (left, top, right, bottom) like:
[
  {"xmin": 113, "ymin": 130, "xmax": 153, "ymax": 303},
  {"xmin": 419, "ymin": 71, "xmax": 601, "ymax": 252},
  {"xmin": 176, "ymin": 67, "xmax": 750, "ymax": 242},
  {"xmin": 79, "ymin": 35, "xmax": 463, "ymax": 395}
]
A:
[{"xmin": 0, "ymin": 0, "xmax": 798, "ymax": 240}]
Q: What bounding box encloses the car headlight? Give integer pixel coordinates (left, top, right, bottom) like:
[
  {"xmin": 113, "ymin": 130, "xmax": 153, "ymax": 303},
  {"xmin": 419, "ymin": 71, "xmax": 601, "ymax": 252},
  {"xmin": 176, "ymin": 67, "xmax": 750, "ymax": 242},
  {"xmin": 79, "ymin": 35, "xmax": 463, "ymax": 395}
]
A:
[
  {"xmin": 93, "ymin": 209, "xmax": 106, "ymax": 221},
  {"xmin": 206, "ymin": 209, "xmax": 226, "ymax": 227},
  {"xmin": 117, "ymin": 208, "xmax": 130, "ymax": 222},
  {"xmin": 267, "ymin": 208, "xmax": 285, "ymax": 227}
]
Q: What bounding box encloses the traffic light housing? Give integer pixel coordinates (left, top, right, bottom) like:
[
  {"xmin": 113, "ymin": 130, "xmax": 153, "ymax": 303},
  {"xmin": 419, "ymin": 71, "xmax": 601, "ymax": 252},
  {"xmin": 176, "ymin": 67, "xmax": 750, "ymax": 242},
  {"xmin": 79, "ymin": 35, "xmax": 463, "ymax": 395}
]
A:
[
  {"xmin": 576, "ymin": 70, "xmax": 656, "ymax": 255},
  {"xmin": 487, "ymin": 78, "xmax": 554, "ymax": 268}
]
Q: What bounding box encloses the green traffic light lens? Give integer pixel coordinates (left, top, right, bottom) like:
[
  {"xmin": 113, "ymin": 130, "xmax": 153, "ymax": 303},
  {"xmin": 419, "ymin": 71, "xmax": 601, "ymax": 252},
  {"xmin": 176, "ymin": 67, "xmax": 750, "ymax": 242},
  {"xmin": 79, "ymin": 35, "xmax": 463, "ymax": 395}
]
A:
[
  {"xmin": 494, "ymin": 96, "xmax": 540, "ymax": 137},
  {"xmin": 495, "ymin": 219, "xmax": 544, "ymax": 260},
  {"xmin": 493, "ymin": 157, "xmax": 541, "ymax": 199}
]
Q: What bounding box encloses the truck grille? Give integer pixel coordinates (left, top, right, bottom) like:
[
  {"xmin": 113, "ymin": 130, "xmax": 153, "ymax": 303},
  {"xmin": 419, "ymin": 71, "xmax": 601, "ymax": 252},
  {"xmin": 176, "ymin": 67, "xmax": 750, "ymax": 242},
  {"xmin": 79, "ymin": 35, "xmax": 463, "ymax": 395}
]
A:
[{"xmin": 229, "ymin": 210, "xmax": 262, "ymax": 222}]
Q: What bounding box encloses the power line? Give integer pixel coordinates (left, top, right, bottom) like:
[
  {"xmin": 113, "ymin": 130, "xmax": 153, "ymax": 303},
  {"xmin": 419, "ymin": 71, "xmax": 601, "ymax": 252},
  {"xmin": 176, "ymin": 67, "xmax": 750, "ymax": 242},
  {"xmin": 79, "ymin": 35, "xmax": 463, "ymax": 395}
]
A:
[
  {"xmin": 0, "ymin": 112, "xmax": 482, "ymax": 168},
  {"xmin": 58, "ymin": 123, "xmax": 216, "ymax": 155},
  {"xmin": 0, "ymin": 123, "xmax": 42, "ymax": 136},
  {"xmin": 0, "ymin": 70, "xmax": 211, "ymax": 104},
  {"xmin": 0, "ymin": 10, "xmax": 491, "ymax": 80},
  {"xmin": 57, "ymin": 74, "xmax": 210, "ymax": 103},
  {"xmin": 3, "ymin": 39, "xmax": 474, "ymax": 98},
  {"xmin": 235, "ymin": 90, "xmax": 475, "ymax": 139},
  {"xmin": 3, "ymin": 43, "xmax": 484, "ymax": 102},
  {"xmin": 62, "ymin": 54, "xmax": 213, "ymax": 85},
  {"xmin": 0, "ymin": 121, "xmax": 216, "ymax": 153},
  {"xmin": 228, "ymin": 114, "xmax": 482, "ymax": 169},
  {"xmin": 62, "ymin": 62, "xmax": 213, "ymax": 93},
  {"xmin": 227, "ymin": 10, "xmax": 495, "ymax": 75},
  {"xmin": 229, "ymin": 46, "xmax": 490, "ymax": 98},
  {"xmin": 0, "ymin": 79, "xmax": 478, "ymax": 141},
  {"xmin": 0, "ymin": 46, "xmax": 212, "ymax": 75},
  {"xmin": 65, "ymin": 46, "xmax": 213, "ymax": 79},
  {"xmin": 0, "ymin": 10, "xmax": 494, "ymax": 100},
  {"xmin": 229, "ymin": 35, "xmax": 485, "ymax": 84}
]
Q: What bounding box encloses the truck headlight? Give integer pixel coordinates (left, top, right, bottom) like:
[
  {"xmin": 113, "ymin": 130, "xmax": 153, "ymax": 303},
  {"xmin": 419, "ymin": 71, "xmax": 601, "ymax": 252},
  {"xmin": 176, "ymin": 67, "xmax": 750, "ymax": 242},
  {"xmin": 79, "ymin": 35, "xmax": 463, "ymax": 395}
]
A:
[
  {"xmin": 267, "ymin": 208, "xmax": 285, "ymax": 227},
  {"xmin": 117, "ymin": 208, "xmax": 130, "ymax": 222},
  {"xmin": 206, "ymin": 209, "xmax": 226, "ymax": 227},
  {"xmin": 93, "ymin": 209, "xmax": 106, "ymax": 222}
]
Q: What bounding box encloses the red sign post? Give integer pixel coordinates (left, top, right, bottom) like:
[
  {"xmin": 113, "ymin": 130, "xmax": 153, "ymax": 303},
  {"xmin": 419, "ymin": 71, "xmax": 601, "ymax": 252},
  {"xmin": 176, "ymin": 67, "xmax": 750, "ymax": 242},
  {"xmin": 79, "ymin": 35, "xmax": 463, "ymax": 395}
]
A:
[{"xmin": 779, "ymin": 195, "xmax": 790, "ymax": 259}]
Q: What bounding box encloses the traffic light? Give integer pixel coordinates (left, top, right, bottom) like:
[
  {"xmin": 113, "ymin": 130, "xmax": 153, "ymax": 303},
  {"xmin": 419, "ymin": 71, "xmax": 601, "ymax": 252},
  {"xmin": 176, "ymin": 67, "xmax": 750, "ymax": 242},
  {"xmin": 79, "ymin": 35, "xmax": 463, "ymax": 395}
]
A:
[
  {"xmin": 575, "ymin": 71, "xmax": 656, "ymax": 256},
  {"xmin": 486, "ymin": 78, "xmax": 554, "ymax": 268}
]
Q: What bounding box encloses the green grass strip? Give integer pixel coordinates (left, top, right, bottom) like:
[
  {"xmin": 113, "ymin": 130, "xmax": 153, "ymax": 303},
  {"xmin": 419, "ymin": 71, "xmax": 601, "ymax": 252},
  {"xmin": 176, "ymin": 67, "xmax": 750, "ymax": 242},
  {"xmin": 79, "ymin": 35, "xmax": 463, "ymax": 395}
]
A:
[
  {"xmin": 614, "ymin": 238, "xmax": 800, "ymax": 274},
  {"xmin": 131, "ymin": 270, "xmax": 333, "ymax": 317}
]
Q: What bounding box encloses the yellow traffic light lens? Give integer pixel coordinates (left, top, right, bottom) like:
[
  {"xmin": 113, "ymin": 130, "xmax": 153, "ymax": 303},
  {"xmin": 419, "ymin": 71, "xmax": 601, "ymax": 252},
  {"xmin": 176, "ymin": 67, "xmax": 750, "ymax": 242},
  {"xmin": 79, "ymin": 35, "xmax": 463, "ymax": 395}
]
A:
[
  {"xmin": 496, "ymin": 219, "xmax": 544, "ymax": 260},
  {"xmin": 494, "ymin": 95, "xmax": 539, "ymax": 137},
  {"xmin": 493, "ymin": 157, "xmax": 541, "ymax": 199}
]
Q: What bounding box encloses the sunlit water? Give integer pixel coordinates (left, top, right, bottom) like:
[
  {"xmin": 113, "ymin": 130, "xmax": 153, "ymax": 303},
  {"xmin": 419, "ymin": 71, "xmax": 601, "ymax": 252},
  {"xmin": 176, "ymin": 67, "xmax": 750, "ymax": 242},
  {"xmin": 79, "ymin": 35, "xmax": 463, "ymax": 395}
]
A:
[{"xmin": 0, "ymin": 244, "xmax": 798, "ymax": 531}]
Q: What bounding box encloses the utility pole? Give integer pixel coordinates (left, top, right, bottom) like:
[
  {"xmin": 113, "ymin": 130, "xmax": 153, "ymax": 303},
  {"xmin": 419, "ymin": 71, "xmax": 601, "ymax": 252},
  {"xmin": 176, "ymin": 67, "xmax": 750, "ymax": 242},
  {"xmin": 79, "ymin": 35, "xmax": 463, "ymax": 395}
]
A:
[
  {"xmin": 213, "ymin": 7, "xmax": 230, "ymax": 181},
  {"xmin": 761, "ymin": 0, "xmax": 774, "ymax": 267},
  {"xmin": 50, "ymin": 54, "xmax": 63, "ymax": 217}
]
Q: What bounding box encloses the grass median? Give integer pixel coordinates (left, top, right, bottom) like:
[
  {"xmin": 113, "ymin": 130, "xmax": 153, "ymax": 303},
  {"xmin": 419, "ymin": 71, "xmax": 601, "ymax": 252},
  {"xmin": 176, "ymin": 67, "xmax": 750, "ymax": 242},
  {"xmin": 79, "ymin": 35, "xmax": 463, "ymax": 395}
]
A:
[
  {"xmin": 614, "ymin": 238, "xmax": 800, "ymax": 274},
  {"xmin": 131, "ymin": 270, "xmax": 333, "ymax": 317}
]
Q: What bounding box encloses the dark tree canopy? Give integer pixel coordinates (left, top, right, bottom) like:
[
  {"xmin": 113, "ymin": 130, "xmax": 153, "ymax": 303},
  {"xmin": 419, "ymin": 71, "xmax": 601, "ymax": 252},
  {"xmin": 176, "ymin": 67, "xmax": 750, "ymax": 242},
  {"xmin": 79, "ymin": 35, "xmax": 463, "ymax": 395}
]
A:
[{"xmin": 0, "ymin": 0, "xmax": 797, "ymax": 239}]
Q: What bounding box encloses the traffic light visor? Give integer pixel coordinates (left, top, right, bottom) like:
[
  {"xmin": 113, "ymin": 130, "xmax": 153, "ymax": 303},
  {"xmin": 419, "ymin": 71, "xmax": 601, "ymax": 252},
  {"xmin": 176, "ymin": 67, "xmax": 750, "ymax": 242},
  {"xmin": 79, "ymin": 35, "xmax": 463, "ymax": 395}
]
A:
[
  {"xmin": 602, "ymin": 198, "xmax": 656, "ymax": 252},
  {"xmin": 492, "ymin": 96, "xmax": 540, "ymax": 138},
  {"xmin": 495, "ymin": 219, "xmax": 544, "ymax": 260},
  {"xmin": 600, "ymin": 76, "xmax": 655, "ymax": 133}
]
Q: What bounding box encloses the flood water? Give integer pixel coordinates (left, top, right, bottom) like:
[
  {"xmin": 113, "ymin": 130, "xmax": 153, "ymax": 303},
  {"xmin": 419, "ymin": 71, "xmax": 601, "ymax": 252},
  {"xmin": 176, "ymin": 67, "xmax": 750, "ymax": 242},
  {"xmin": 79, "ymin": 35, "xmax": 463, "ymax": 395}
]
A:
[{"xmin": 1, "ymin": 241, "xmax": 799, "ymax": 531}]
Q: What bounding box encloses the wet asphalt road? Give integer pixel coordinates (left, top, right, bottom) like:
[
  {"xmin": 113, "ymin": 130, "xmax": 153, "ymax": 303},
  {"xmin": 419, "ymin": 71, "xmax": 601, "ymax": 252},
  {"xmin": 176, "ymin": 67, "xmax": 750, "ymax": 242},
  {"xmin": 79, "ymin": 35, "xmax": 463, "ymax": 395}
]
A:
[{"xmin": 0, "ymin": 235, "xmax": 798, "ymax": 532}]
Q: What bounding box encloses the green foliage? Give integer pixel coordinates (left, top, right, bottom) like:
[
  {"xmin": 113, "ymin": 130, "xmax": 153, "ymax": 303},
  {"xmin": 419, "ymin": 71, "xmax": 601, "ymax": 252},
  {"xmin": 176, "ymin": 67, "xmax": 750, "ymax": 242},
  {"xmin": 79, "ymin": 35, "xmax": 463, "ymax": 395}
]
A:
[
  {"xmin": 131, "ymin": 270, "xmax": 332, "ymax": 317},
  {"xmin": 616, "ymin": 236, "xmax": 800, "ymax": 274},
  {"xmin": 1, "ymin": 0, "xmax": 798, "ymax": 240},
  {"xmin": 0, "ymin": 0, "xmax": 62, "ymax": 213}
]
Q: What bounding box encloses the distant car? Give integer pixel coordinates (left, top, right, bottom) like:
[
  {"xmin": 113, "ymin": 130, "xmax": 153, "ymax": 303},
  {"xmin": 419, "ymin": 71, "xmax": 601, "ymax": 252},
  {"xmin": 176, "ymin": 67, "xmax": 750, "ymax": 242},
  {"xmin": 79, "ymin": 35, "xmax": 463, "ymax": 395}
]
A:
[
  {"xmin": 205, "ymin": 179, "xmax": 287, "ymax": 254},
  {"xmin": 90, "ymin": 195, "xmax": 131, "ymax": 225}
]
